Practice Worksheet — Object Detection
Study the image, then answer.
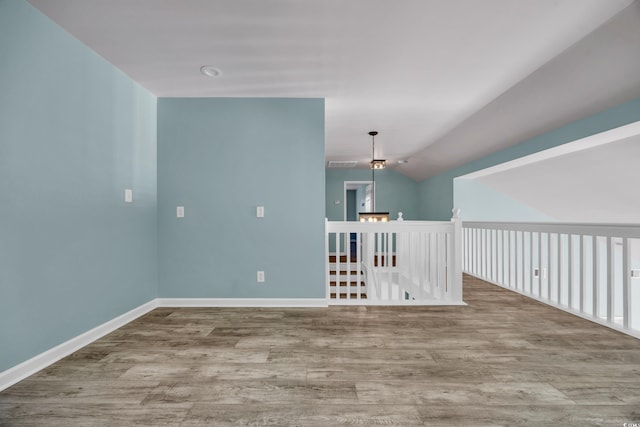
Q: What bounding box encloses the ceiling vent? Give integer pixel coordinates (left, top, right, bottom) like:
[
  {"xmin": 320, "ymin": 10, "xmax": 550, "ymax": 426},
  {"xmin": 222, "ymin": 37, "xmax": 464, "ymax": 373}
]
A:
[{"xmin": 327, "ymin": 160, "xmax": 358, "ymax": 168}]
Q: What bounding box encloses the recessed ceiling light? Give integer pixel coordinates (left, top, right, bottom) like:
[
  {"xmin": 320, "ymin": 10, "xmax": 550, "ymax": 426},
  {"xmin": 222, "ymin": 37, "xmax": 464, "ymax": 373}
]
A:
[{"xmin": 200, "ymin": 65, "xmax": 222, "ymax": 77}]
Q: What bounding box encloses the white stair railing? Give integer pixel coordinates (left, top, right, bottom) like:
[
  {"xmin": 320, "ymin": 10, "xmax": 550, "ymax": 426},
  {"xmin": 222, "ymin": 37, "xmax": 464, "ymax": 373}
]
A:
[
  {"xmin": 463, "ymin": 221, "xmax": 640, "ymax": 338},
  {"xmin": 325, "ymin": 210, "xmax": 464, "ymax": 305}
]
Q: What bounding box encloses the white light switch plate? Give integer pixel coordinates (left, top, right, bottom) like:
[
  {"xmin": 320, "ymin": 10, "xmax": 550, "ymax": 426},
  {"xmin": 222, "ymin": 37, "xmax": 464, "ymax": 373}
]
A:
[
  {"xmin": 177, "ymin": 206, "xmax": 185, "ymax": 218},
  {"xmin": 125, "ymin": 189, "xmax": 133, "ymax": 203},
  {"xmin": 257, "ymin": 206, "xmax": 264, "ymax": 218},
  {"xmin": 257, "ymin": 271, "xmax": 265, "ymax": 282}
]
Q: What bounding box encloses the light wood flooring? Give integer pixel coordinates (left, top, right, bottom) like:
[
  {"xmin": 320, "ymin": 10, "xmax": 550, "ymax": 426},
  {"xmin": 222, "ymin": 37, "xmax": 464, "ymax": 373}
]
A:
[{"xmin": 1, "ymin": 274, "xmax": 640, "ymax": 426}]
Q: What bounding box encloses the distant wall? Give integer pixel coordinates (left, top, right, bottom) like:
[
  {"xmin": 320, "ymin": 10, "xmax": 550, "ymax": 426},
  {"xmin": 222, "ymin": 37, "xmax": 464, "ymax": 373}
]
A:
[
  {"xmin": 326, "ymin": 169, "xmax": 419, "ymax": 221},
  {"xmin": 453, "ymin": 179, "xmax": 552, "ymax": 222}
]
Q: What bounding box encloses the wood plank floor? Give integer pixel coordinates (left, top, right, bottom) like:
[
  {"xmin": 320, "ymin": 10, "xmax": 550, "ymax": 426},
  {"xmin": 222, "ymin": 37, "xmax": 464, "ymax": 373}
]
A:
[{"xmin": 1, "ymin": 274, "xmax": 640, "ymax": 426}]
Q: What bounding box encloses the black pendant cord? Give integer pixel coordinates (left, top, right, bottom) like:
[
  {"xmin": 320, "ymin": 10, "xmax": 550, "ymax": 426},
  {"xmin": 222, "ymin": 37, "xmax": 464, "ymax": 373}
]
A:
[
  {"xmin": 368, "ymin": 131, "xmax": 378, "ymax": 213},
  {"xmin": 371, "ymin": 134, "xmax": 375, "ymax": 212}
]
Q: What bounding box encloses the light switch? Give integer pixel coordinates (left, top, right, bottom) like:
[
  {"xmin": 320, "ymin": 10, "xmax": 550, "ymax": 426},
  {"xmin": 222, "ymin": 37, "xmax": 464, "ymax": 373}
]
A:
[
  {"xmin": 177, "ymin": 206, "xmax": 185, "ymax": 218},
  {"xmin": 125, "ymin": 189, "xmax": 133, "ymax": 203},
  {"xmin": 257, "ymin": 206, "xmax": 264, "ymax": 218},
  {"xmin": 257, "ymin": 271, "xmax": 265, "ymax": 282}
]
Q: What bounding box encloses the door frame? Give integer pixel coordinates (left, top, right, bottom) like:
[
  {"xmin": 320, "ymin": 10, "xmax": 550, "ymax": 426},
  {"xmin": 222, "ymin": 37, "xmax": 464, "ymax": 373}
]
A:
[{"xmin": 343, "ymin": 181, "xmax": 373, "ymax": 221}]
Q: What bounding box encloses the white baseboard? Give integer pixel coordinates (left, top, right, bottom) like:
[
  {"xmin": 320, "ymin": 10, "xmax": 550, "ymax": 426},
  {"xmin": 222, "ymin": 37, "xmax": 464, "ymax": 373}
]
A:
[
  {"xmin": 0, "ymin": 297, "xmax": 336, "ymax": 391},
  {"xmin": 0, "ymin": 299, "xmax": 158, "ymax": 392},
  {"xmin": 157, "ymin": 298, "xmax": 328, "ymax": 308}
]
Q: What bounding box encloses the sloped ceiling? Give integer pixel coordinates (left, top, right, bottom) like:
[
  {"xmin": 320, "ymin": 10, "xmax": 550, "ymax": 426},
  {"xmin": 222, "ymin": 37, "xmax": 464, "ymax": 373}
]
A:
[
  {"xmin": 402, "ymin": 1, "xmax": 640, "ymax": 180},
  {"xmin": 25, "ymin": 0, "xmax": 640, "ymax": 181}
]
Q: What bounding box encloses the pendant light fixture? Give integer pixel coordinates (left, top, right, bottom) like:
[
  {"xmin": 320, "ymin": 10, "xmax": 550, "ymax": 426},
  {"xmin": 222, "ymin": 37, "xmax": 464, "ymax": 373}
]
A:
[
  {"xmin": 369, "ymin": 131, "xmax": 386, "ymax": 170},
  {"xmin": 359, "ymin": 131, "xmax": 389, "ymax": 222}
]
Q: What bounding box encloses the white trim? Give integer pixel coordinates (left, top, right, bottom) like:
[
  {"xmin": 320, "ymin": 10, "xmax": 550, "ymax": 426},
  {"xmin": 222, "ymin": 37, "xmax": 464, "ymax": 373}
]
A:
[
  {"xmin": 0, "ymin": 299, "xmax": 158, "ymax": 392},
  {"xmin": 157, "ymin": 298, "xmax": 329, "ymax": 308},
  {"xmin": 457, "ymin": 120, "xmax": 640, "ymax": 180},
  {"xmin": 464, "ymin": 271, "xmax": 640, "ymax": 341},
  {"xmin": 343, "ymin": 180, "xmax": 372, "ymax": 221},
  {"xmin": 0, "ymin": 297, "xmax": 330, "ymax": 391}
]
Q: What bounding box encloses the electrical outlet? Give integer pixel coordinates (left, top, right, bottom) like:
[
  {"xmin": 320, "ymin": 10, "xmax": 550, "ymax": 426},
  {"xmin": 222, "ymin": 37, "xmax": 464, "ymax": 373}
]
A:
[
  {"xmin": 257, "ymin": 271, "xmax": 265, "ymax": 283},
  {"xmin": 533, "ymin": 268, "xmax": 540, "ymax": 278},
  {"xmin": 176, "ymin": 206, "xmax": 185, "ymax": 218}
]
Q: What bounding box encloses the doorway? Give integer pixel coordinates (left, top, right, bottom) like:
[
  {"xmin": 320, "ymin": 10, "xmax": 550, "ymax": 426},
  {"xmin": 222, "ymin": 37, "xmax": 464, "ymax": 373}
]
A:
[
  {"xmin": 343, "ymin": 181, "xmax": 373, "ymax": 221},
  {"xmin": 343, "ymin": 181, "xmax": 372, "ymax": 260}
]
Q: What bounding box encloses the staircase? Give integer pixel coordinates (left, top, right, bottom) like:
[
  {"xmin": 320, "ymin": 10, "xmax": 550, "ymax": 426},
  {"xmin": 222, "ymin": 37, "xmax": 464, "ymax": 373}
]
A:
[{"xmin": 328, "ymin": 255, "xmax": 367, "ymax": 300}]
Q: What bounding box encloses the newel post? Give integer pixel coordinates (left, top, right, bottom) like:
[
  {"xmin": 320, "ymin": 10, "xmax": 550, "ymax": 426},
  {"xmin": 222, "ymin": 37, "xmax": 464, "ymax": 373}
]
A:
[
  {"xmin": 451, "ymin": 208, "xmax": 463, "ymax": 302},
  {"xmin": 325, "ymin": 218, "xmax": 330, "ymax": 301}
]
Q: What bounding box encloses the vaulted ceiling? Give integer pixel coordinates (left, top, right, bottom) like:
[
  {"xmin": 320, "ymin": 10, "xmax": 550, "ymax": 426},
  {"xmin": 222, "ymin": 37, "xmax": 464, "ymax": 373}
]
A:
[{"xmin": 27, "ymin": 0, "xmax": 640, "ymax": 181}]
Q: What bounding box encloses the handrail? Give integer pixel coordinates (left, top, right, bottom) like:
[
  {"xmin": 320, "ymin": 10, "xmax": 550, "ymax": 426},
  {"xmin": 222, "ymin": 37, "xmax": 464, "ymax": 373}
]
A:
[{"xmin": 464, "ymin": 221, "xmax": 640, "ymax": 238}]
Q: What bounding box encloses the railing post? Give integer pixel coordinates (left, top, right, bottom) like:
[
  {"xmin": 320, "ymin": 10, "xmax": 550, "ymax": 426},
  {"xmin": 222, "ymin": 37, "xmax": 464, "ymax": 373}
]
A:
[
  {"xmin": 325, "ymin": 218, "xmax": 330, "ymax": 301},
  {"xmin": 451, "ymin": 208, "xmax": 463, "ymax": 302}
]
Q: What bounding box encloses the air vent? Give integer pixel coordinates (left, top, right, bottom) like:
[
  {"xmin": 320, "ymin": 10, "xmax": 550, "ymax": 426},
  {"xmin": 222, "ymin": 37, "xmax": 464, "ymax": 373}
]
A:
[{"xmin": 327, "ymin": 161, "xmax": 357, "ymax": 168}]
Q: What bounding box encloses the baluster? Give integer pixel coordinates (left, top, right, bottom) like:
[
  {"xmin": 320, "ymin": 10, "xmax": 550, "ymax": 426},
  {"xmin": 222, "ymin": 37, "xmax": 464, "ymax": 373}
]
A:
[
  {"xmin": 430, "ymin": 231, "xmax": 435, "ymax": 296},
  {"xmin": 470, "ymin": 228, "xmax": 474, "ymax": 276},
  {"xmin": 346, "ymin": 231, "xmax": 351, "ymax": 301},
  {"xmin": 325, "ymin": 225, "xmax": 330, "ymax": 301},
  {"xmin": 501, "ymin": 230, "xmax": 506, "ymax": 285},
  {"xmin": 623, "ymin": 237, "xmax": 630, "ymax": 328},
  {"xmin": 387, "ymin": 232, "xmax": 393, "ymax": 301},
  {"xmin": 538, "ymin": 232, "xmax": 543, "ymax": 299},
  {"xmin": 420, "ymin": 231, "xmax": 425, "ymax": 296},
  {"xmin": 607, "ymin": 236, "xmax": 614, "ymax": 323},
  {"xmin": 557, "ymin": 234, "xmax": 562, "ymax": 305},
  {"xmin": 521, "ymin": 231, "xmax": 525, "ymax": 291},
  {"xmin": 485, "ymin": 228, "xmax": 489, "ymax": 280},
  {"xmin": 441, "ymin": 230, "xmax": 446, "ymax": 298},
  {"xmin": 547, "ymin": 232, "xmax": 551, "ymax": 301},
  {"xmin": 357, "ymin": 232, "xmax": 362, "ymax": 301},
  {"xmin": 593, "ymin": 235, "xmax": 599, "ymax": 318},
  {"xmin": 476, "ymin": 228, "xmax": 481, "ymax": 278},
  {"xmin": 506, "ymin": 230, "xmax": 511, "ymax": 287},
  {"xmin": 447, "ymin": 231, "xmax": 452, "ymax": 297},
  {"xmin": 334, "ymin": 232, "xmax": 340, "ymax": 301},
  {"xmin": 487, "ymin": 229, "xmax": 494, "ymax": 282},
  {"xmin": 578, "ymin": 235, "xmax": 584, "ymax": 312},
  {"xmin": 466, "ymin": 228, "xmax": 470, "ymax": 273},
  {"xmin": 568, "ymin": 234, "xmax": 573, "ymax": 308},
  {"xmin": 529, "ymin": 231, "xmax": 534, "ymax": 295}
]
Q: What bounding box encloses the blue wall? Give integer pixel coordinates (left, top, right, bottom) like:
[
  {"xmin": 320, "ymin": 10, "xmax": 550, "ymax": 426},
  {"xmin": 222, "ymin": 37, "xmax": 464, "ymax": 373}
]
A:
[
  {"xmin": 157, "ymin": 98, "xmax": 325, "ymax": 299},
  {"xmin": 0, "ymin": 0, "xmax": 158, "ymax": 372},
  {"xmin": 454, "ymin": 179, "xmax": 553, "ymax": 222},
  {"xmin": 326, "ymin": 168, "xmax": 419, "ymax": 221},
  {"xmin": 418, "ymin": 97, "xmax": 640, "ymax": 220}
]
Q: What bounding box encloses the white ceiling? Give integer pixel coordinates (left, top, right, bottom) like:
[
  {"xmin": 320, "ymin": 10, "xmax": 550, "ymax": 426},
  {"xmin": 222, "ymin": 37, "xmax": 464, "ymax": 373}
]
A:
[{"xmin": 26, "ymin": 0, "xmax": 640, "ymax": 181}]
